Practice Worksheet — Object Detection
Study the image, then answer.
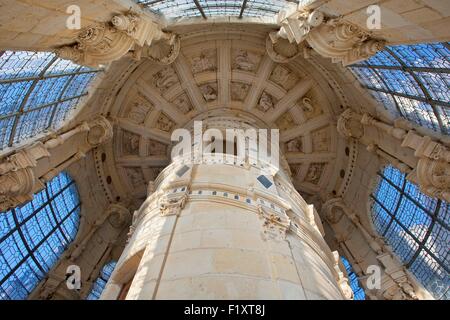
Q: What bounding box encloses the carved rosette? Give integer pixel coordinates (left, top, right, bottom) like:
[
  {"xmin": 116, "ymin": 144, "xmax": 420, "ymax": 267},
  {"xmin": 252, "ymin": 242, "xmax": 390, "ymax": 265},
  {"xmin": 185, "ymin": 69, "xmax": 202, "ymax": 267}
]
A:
[
  {"xmin": 322, "ymin": 198, "xmax": 346, "ymax": 224},
  {"xmin": 86, "ymin": 116, "xmax": 113, "ymax": 147},
  {"xmin": 56, "ymin": 13, "xmax": 180, "ymax": 67}
]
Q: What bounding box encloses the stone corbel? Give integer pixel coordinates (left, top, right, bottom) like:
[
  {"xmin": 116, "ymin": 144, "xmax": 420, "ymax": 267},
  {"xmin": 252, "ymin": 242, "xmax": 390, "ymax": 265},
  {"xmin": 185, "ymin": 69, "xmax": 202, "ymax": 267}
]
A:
[
  {"xmin": 377, "ymin": 253, "xmax": 418, "ymax": 300},
  {"xmin": 159, "ymin": 194, "xmax": 187, "ymax": 217},
  {"xmin": 401, "ymin": 132, "xmax": 450, "ymax": 202},
  {"xmin": 257, "ymin": 205, "xmax": 290, "ymax": 240},
  {"xmin": 56, "ymin": 13, "xmax": 180, "ymax": 67},
  {"xmin": 267, "ymin": 8, "xmax": 384, "ymax": 66}
]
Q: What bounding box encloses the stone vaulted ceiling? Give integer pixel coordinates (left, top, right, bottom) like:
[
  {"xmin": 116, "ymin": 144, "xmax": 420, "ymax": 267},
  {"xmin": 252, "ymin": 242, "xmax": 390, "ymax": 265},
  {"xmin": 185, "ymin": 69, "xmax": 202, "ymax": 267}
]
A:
[{"xmin": 90, "ymin": 24, "xmax": 363, "ymax": 209}]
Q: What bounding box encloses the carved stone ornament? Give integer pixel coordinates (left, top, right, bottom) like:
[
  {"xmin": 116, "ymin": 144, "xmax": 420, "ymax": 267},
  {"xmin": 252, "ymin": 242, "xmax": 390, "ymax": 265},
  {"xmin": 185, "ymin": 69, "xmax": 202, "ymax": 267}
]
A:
[
  {"xmin": 56, "ymin": 13, "xmax": 180, "ymax": 67},
  {"xmin": 267, "ymin": 8, "xmax": 385, "ymax": 66},
  {"xmin": 257, "ymin": 205, "xmax": 290, "ymax": 241},
  {"xmin": 337, "ymin": 108, "xmax": 364, "ymax": 139},
  {"xmin": 416, "ymin": 158, "xmax": 450, "ymax": 202},
  {"xmin": 0, "ymin": 167, "xmax": 35, "ymax": 211},
  {"xmin": 159, "ymin": 195, "xmax": 187, "ymax": 217},
  {"xmin": 107, "ymin": 203, "xmax": 131, "ymax": 229},
  {"xmin": 86, "ymin": 116, "xmax": 113, "ymax": 147},
  {"xmin": 322, "ymin": 198, "xmax": 345, "ymax": 224}
]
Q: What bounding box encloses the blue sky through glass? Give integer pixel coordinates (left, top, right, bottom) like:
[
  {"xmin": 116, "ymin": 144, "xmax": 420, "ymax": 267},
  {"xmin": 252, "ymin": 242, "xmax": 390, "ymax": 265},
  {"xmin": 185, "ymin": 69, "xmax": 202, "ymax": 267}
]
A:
[
  {"xmin": 341, "ymin": 257, "xmax": 365, "ymax": 300},
  {"xmin": 0, "ymin": 51, "xmax": 99, "ymax": 150},
  {"xmin": 350, "ymin": 43, "xmax": 450, "ymax": 135},
  {"xmin": 86, "ymin": 261, "xmax": 117, "ymax": 300},
  {"xmin": 371, "ymin": 166, "xmax": 449, "ymax": 300},
  {"xmin": 0, "ymin": 171, "xmax": 81, "ymax": 300}
]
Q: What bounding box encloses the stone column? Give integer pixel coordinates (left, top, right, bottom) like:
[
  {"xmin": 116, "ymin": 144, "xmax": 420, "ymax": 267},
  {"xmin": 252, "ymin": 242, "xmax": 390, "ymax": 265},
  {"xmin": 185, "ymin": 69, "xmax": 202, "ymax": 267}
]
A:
[{"xmin": 101, "ymin": 119, "xmax": 350, "ymax": 300}]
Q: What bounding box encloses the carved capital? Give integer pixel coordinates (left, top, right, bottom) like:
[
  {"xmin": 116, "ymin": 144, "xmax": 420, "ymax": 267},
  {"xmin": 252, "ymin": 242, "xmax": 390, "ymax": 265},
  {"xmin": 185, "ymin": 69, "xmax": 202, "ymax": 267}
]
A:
[
  {"xmin": 86, "ymin": 116, "xmax": 113, "ymax": 147},
  {"xmin": 322, "ymin": 198, "xmax": 346, "ymax": 224},
  {"xmin": 337, "ymin": 109, "xmax": 364, "ymax": 139},
  {"xmin": 416, "ymin": 158, "xmax": 450, "ymax": 202},
  {"xmin": 56, "ymin": 13, "xmax": 179, "ymax": 67},
  {"xmin": 106, "ymin": 203, "xmax": 131, "ymax": 229}
]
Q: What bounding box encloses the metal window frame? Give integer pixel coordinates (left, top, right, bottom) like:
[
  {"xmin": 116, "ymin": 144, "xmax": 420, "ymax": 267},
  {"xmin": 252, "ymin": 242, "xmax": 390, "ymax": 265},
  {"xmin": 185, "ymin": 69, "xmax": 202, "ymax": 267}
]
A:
[
  {"xmin": 0, "ymin": 175, "xmax": 80, "ymax": 299},
  {"xmin": 0, "ymin": 51, "xmax": 99, "ymax": 149},
  {"xmin": 371, "ymin": 167, "xmax": 449, "ymax": 299},
  {"xmin": 350, "ymin": 44, "xmax": 450, "ymax": 134}
]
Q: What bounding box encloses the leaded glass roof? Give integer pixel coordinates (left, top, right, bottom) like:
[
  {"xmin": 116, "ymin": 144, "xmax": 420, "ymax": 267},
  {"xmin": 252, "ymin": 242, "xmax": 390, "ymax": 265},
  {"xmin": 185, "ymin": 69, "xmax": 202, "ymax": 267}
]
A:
[
  {"xmin": 371, "ymin": 166, "xmax": 449, "ymax": 300},
  {"xmin": 0, "ymin": 51, "xmax": 99, "ymax": 151},
  {"xmin": 0, "ymin": 172, "xmax": 81, "ymax": 300},
  {"xmin": 134, "ymin": 0, "xmax": 296, "ymax": 19},
  {"xmin": 350, "ymin": 43, "xmax": 450, "ymax": 136}
]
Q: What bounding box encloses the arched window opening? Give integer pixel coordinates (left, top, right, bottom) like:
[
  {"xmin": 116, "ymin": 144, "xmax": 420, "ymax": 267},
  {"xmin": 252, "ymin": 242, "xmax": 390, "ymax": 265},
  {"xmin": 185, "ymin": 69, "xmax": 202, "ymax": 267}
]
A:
[
  {"xmin": 0, "ymin": 51, "xmax": 99, "ymax": 151},
  {"xmin": 341, "ymin": 257, "xmax": 366, "ymax": 300},
  {"xmin": 86, "ymin": 261, "xmax": 117, "ymax": 300},
  {"xmin": 350, "ymin": 42, "xmax": 450, "ymax": 135},
  {"xmin": 371, "ymin": 165, "xmax": 449, "ymax": 300},
  {"xmin": 0, "ymin": 171, "xmax": 81, "ymax": 300}
]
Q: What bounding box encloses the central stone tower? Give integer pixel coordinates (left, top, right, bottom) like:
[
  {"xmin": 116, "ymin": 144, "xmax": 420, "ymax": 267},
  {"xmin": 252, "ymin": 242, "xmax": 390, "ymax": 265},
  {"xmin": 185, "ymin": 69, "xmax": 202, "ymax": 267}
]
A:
[{"xmin": 100, "ymin": 114, "xmax": 352, "ymax": 300}]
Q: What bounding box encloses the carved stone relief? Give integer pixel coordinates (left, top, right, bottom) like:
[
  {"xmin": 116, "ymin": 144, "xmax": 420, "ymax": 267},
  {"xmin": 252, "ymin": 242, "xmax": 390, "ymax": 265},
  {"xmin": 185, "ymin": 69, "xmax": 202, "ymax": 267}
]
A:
[
  {"xmin": 126, "ymin": 167, "xmax": 146, "ymax": 189},
  {"xmin": 286, "ymin": 137, "xmax": 303, "ymax": 153},
  {"xmin": 231, "ymin": 82, "xmax": 250, "ymax": 102},
  {"xmin": 275, "ymin": 112, "xmax": 296, "ymax": 131},
  {"xmin": 200, "ymin": 83, "xmax": 218, "ymax": 102},
  {"xmin": 190, "ymin": 49, "xmax": 217, "ymax": 74},
  {"xmin": 300, "ymin": 96, "xmax": 322, "ymax": 120},
  {"xmin": 148, "ymin": 139, "xmax": 167, "ymax": 156},
  {"xmin": 312, "ymin": 128, "xmax": 329, "ymax": 153},
  {"xmin": 269, "ymin": 65, "xmax": 299, "ymax": 91},
  {"xmin": 122, "ymin": 131, "xmax": 140, "ymax": 155},
  {"xmin": 156, "ymin": 113, "xmax": 176, "ymax": 132},
  {"xmin": 305, "ymin": 163, "xmax": 325, "ymax": 184},
  {"xmin": 257, "ymin": 91, "xmax": 276, "ymax": 113},
  {"xmin": 232, "ymin": 49, "xmax": 261, "ymax": 72},
  {"xmin": 128, "ymin": 94, "xmax": 153, "ymax": 124},
  {"xmin": 172, "ymin": 93, "xmax": 194, "ymax": 113},
  {"xmin": 153, "ymin": 66, "xmax": 179, "ymax": 93}
]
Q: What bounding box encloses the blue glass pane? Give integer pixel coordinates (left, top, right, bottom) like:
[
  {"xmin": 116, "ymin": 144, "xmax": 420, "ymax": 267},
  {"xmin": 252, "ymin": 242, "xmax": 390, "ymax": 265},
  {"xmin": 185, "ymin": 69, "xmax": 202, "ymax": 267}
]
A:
[
  {"xmin": 86, "ymin": 261, "xmax": 117, "ymax": 300},
  {"xmin": 0, "ymin": 171, "xmax": 80, "ymax": 300},
  {"xmin": 0, "ymin": 51, "xmax": 99, "ymax": 150},
  {"xmin": 341, "ymin": 257, "xmax": 365, "ymax": 300},
  {"xmin": 349, "ymin": 42, "xmax": 449, "ymax": 135},
  {"xmin": 371, "ymin": 165, "xmax": 449, "ymax": 299},
  {"xmin": 389, "ymin": 43, "xmax": 450, "ymax": 69},
  {"xmin": 135, "ymin": 0, "xmax": 294, "ymax": 19}
]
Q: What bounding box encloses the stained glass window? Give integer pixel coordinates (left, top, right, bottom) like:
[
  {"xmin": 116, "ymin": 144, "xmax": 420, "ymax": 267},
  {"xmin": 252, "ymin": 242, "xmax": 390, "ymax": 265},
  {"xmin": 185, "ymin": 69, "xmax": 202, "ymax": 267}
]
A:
[
  {"xmin": 350, "ymin": 43, "xmax": 450, "ymax": 135},
  {"xmin": 0, "ymin": 51, "xmax": 99, "ymax": 151},
  {"xmin": 371, "ymin": 165, "xmax": 449, "ymax": 300},
  {"xmin": 86, "ymin": 261, "xmax": 117, "ymax": 300},
  {"xmin": 0, "ymin": 172, "xmax": 81, "ymax": 300},
  {"xmin": 135, "ymin": 0, "xmax": 296, "ymax": 19},
  {"xmin": 341, "ymin": 257, "xmax": 365, "ymax": 300}
]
